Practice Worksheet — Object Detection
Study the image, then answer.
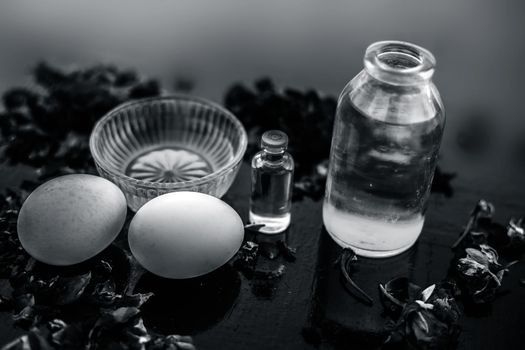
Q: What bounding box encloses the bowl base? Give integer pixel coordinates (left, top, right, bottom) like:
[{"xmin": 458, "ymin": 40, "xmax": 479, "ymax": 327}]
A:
[{"xmin": 125, "ymin": 146, "xmax": 214, "ymax": 183}]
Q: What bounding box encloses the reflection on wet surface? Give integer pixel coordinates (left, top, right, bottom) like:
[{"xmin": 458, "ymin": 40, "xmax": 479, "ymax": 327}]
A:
[
  {"xmin": 307, "ymin": 227, "xmax": 419, "ymax": 348},
  {"xmin": 135, "ymin": 264, "xmax": 241, "ymax": 335}
]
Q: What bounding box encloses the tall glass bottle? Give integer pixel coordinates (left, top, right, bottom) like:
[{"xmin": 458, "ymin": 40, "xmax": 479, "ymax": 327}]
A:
[
  {"xmin": 323, "ymin": 41, "xmax": 445, "ymax": 258},
  {"xmin": 249, "ymin": 130, "xmax": 294, "ymax": 234}
]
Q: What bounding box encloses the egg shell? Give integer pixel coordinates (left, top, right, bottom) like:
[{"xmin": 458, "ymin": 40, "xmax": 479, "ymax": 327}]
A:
[
  {"xmin": 17, "ymin": 174, "xmax": 127, "ymax": 266},
  {"xmin": 128, "ymin": 191, "xmax": 244, "ymax": 279}
]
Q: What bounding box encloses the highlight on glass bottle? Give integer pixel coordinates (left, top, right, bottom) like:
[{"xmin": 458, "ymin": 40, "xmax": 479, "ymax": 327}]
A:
[
  {"xmin": 249, "ymin": 130, "xmax": 294, "ymax": 234},
  {"xmin": 323, "ymin": 41, "xmax": 445, "ymax": 258}
]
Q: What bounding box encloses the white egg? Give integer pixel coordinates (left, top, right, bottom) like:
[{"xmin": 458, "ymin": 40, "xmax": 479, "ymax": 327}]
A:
[
  {"xmin": 17, "ymin": 174, "xmax": 127, "ymax": 266},
  {"xmin": 128, "ymin": 191, "xmax": 244, "ymax": 279}
]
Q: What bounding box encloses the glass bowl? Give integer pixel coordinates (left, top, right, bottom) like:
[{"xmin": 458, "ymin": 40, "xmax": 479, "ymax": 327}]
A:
[{"xmin": 89, "ymin": 95, "xmax": 247, "ymax": 211}]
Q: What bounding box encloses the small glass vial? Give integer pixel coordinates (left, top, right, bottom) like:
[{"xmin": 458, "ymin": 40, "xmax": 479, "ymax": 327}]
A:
[{"xmin": 249, "ymin": 130, "xmax": 294, "ymax": 234}]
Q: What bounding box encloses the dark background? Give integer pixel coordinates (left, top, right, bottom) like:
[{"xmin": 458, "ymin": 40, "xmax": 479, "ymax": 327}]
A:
[{"xmin": 0, "ymin": 1, "xmax": 524, "ymax": 349}]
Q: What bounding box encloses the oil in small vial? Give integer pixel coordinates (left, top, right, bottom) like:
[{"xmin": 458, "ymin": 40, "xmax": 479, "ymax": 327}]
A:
[{"xmin": 249, "ymin": 130, "xmax": 294, "ymax": 234}]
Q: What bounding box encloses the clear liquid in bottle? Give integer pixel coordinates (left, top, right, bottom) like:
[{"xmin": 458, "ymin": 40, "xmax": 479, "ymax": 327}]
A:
[
  {"xmin": 323, "ymin": 41, "xmax": 445, "ymax": 257},
  {"xmin": 249, "ymin": 130, "xmax": 294, "ymax": 234},
  {"xmin": 324, "ymin": 101, "xmax": 442, "ymax": 256}
]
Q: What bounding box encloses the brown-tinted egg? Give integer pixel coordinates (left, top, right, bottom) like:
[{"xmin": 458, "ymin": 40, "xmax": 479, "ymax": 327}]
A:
[{"xmin": 17, "ymin": 174, "xmax": 127, "ymax": 265}]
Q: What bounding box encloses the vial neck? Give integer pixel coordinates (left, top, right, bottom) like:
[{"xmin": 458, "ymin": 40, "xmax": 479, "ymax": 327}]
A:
[{"xmin": 262, "ymin": 149, "xmax": 285, "ymax": 162}]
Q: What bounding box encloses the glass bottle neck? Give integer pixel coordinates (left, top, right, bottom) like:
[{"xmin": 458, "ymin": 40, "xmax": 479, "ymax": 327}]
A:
[
  {"xmin": 262, "ymin": 149, "xmax": 285, "ymax": 162},
  {"xmin": 364, "ymin": 41, "xmax": 436, "ymax": 86}
]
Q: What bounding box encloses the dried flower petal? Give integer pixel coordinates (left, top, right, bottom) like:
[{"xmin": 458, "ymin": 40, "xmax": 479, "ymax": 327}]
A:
[
  {"xmin": 420, "ymin": 284, "xmax": 436, "ymax": 303},
  {"xmin": 337, "ymin": 248, "xmax": 373, "ymax": 306},
  {"xmin": 507, "ymin": 217, "xmax": 525, "ymax": 242},
  {"xmin": 452, "ymin": 200, "xmax": 495, "ymax": 249},
  {"xmin": 465, "ymin": 245, "xmax": 499, "ymax": 267},
  {"xmin": 0, "ymin": 62, "xmax": 161, "ymax": 176},
  {"xmin": 382, "ymin": 282, "xmax": 461, "ymax": 349},
  {"xmin": 454, "ymin": 242, "xmax": 515, "ymax": 304},
  {"xmin": 415, "ymin": 300, "xmax": 435, "ymax": 310},
  {"xmin": 277, "ymin": 240, "xmax": 297, "ymax": 262},
  {"xmin": 233, "ymin": 241, "xmax": 259, "ymax": 279}
]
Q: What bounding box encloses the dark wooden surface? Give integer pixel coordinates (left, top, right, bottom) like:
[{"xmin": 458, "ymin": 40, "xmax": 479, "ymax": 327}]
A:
[
  {"xmin": 204, "ymin": 159, "xmax": 525, "ymax": 350},
  {"xmin": 1, "ymin": 156, "xmax": 524, "ymax": 349},
  {"xmin": 205, "ymin": 154, "xmax": 525, "ymax": 350},
  {"xmin": 1, "ymin": 107, "xmax": 525, "ymax": 350}
]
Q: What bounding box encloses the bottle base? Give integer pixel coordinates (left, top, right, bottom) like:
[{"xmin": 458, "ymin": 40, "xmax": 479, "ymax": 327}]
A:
[
  {"xmin": 249, "ymin": 211, "xmax": 290, "ymax": 234},
  {"xmin": 327, "ymin": 230, "xmax": 417, "ymax": 258},
  {"xmin": 322, "ymin": 203, "xmax": 423, "ymax": 258}
]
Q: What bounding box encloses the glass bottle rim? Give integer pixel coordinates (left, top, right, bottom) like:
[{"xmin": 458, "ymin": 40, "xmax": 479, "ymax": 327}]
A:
[{"xmin": 364, "ymin": 40, "xmax": 436, "ymax": 86}]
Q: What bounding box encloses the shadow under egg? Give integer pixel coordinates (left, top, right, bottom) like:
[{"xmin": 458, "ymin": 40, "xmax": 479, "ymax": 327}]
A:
[
  {"xmin": 28, "ymin": 243, "xmax": 131, "ymax": 290},
  {"xmin": 135, "ymin": 263, "xmax": 241, "ymax": 335}
]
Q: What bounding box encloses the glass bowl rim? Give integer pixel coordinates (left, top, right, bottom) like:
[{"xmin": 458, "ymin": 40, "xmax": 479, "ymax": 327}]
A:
[{"xmin": 89, "ymin": 94, "xmax": 248, "ymax": 189}]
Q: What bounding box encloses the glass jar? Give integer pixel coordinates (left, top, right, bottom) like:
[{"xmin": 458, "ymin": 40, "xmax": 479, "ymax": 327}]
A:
[{"xmin": 322, "ymin": 41, "xmax": 445, "ymax": 258}]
